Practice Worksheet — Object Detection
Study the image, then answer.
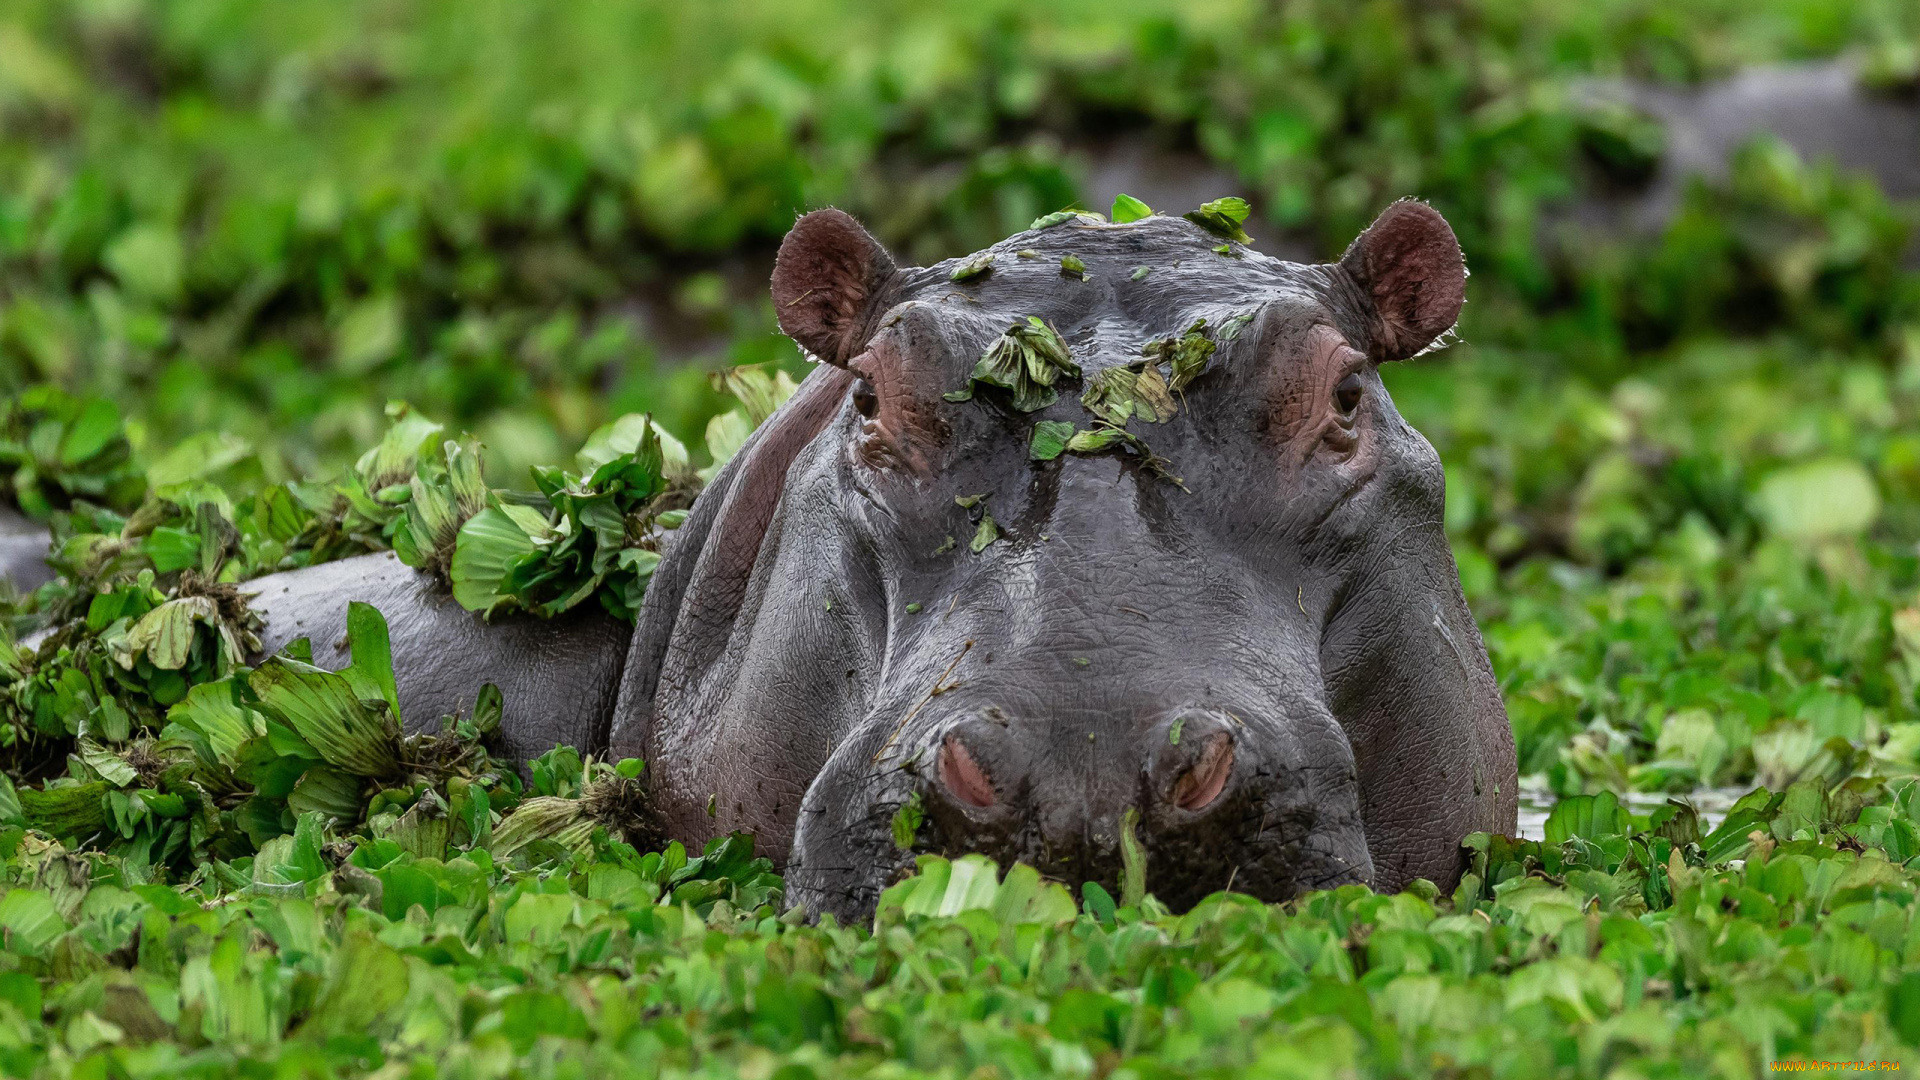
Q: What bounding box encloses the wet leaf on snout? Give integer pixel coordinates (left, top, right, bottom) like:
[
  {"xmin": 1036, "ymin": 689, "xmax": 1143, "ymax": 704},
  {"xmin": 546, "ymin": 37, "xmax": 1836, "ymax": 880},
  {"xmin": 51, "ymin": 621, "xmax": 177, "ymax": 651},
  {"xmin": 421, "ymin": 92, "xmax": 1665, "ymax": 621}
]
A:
[{"xmin": 1060, "ymin": 254, "xmax": 1089, "ymax": 280}]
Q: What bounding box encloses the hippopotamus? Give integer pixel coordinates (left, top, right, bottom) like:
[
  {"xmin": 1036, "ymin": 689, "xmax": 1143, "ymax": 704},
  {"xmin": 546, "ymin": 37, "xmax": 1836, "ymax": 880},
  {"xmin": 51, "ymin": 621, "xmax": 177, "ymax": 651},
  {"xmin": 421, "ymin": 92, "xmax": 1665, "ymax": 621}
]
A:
[{"xmin": 237, "ymin": 200, "xmax": 1516, "ymax": 918}]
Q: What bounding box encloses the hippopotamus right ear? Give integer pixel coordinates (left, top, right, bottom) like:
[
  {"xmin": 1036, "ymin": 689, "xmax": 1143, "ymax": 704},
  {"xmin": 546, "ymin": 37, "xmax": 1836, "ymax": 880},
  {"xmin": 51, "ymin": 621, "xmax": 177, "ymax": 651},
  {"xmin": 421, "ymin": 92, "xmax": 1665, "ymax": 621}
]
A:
[
  {"xmin": 1337, "ymin": 200, "xmax": 1467, "ymax": 362},
  {"xmin": 772, "ymin": 208, "xmax": 899, "ymax": 365}
]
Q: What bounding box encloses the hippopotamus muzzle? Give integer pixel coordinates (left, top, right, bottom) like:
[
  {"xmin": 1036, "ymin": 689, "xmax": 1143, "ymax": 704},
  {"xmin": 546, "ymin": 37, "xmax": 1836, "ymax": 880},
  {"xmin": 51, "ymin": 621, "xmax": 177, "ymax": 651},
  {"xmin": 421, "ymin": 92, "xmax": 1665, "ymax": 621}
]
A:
[{"xmin": 909, "ymin": 699, "xmax": 1374, "ymax": 910}]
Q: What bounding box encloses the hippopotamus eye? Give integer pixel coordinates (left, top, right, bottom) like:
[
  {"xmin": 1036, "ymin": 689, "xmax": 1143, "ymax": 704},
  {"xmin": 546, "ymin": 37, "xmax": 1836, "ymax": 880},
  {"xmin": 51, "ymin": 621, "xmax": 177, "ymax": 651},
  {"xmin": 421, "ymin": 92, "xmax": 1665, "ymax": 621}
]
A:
[
  {"xmin": 1333, "ymin": 372, "xmax": 1364, "ymax": 416},
  {"xmin": 851, "ymin": 379, "xmax": 879, "ymax": 419}
]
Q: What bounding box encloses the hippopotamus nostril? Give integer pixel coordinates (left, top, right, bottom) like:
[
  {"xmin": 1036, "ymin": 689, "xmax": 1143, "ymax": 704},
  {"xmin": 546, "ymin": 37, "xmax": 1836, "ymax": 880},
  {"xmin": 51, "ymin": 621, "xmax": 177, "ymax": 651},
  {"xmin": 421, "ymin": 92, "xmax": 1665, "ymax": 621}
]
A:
[
  {"xmin": 1170, "ymin": 732, "xmax": 1235, "ymax": 811},
  {"xmin": 938, "ymin": 734, "xmax": 996, "ymax": 808},
  {"xmin": 1148, "ymin": 711, "xmax": 1239, "ymax": 814}
]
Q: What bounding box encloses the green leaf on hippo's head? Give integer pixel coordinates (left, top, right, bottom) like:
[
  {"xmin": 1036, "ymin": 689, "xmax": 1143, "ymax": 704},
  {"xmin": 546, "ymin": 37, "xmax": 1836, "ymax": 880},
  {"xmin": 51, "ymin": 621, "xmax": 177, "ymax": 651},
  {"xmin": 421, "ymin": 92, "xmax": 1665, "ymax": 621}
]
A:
[
  {"xmin": 1030, "ymin": 421, "xmax": 1075, "ymax": 461},
  {"xmin": 1184, "ymin": 196, "xmax": 1253, "ymax": 244},
  {"xmin": 969, "ymin": 512, "xmax": 1001, "ymax": 554},
  {"xmin": 1143, "ymin": 319, "xmax": 1218, "ymax": 393},
  {"xmin": 950, "ymin": 253, "xmax": 994, "ymax": 283},
  {"xmin": 1031, "ymin": 210, "xmax": 1100, "ymax": 230},
  {"xmin": 954, "ymin": 493, "xmax": 988, "ymax": 510},
  {"xmin": 1110, "ymin": 194, "xmax": 1153, "ymax": 224},
  {"xmin": 1130, "ymin": 266, "xmax": 1150, "ymax": 281},
  {"xmin": 951, "ymin": 317, "xmax": 1081, "ymax": 412},
  {"xmin": 1060, "ymin": 254, "xmax": 1089, "ymax": 280}
]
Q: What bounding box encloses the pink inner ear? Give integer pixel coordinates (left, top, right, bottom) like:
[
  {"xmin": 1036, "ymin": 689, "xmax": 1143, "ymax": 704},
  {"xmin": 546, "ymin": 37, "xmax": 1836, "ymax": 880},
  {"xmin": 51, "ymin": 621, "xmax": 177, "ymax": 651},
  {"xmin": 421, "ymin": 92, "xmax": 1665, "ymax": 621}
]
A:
[
  {"xmin": 1341, "ymin": 200, "xmax": 1466, "ymax": 361},
  {"xmin": 771, "ymin": 208, "xmax": 896, "ymax": 364},
  {"xmin": 1173, "ymin": 733, "xmax": 1235, "ymax": 811},
  {"xmin": 939, "ymin": 736, "xmax": 996, "ymax": 808}
]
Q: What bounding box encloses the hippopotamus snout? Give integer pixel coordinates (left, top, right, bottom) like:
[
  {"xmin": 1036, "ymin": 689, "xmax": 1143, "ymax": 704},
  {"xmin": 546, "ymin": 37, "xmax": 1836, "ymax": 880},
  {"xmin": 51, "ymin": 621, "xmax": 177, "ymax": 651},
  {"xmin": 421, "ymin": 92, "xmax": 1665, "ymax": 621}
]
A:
[{"xmin": 918, "ymin": 702, "xmax": 1373, "ymax": 909}]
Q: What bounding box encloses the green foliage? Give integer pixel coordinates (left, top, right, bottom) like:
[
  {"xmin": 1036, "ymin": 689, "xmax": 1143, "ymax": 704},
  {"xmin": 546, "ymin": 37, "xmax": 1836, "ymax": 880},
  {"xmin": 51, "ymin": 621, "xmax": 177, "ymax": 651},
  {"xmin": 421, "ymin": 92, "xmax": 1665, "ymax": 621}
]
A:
[
  {"xmin": 944, "ymin": 316, "xmax": 1081, "ymax": 412},
  {"xmin": 0, "ymin": 0, "xmax": 1919, "ymax": 1073}
]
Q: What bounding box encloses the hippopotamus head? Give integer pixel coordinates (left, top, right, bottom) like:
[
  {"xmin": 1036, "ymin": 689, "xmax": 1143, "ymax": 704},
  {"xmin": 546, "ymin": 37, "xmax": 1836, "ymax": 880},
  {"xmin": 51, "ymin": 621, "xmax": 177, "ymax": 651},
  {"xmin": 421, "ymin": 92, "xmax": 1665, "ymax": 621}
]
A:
[{"xmin": 615, "ymin": 202, "xmax": 1515, "ymax": 919}]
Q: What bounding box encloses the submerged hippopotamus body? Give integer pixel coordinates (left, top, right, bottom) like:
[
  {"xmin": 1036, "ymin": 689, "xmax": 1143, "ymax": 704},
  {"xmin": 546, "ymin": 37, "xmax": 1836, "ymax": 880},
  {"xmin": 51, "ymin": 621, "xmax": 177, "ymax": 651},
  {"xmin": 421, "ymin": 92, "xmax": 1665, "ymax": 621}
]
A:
[{"xmin": 243, "ymin": 201, "xmax": 1517, "ymax": 917}]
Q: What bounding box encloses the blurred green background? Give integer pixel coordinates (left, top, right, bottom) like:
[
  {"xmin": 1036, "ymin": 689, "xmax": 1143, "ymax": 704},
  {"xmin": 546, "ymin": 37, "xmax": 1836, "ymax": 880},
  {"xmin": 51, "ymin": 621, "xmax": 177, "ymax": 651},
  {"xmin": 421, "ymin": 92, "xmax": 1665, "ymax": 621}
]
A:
[{"xmin": 3, "ymin": 0, "xmax": 1920, "ymax": 800}]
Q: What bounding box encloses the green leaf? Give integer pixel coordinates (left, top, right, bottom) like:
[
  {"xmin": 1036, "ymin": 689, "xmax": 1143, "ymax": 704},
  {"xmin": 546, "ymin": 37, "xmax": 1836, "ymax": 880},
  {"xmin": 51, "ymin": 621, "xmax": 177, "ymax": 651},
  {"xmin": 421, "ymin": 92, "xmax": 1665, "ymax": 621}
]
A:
[
  {"xmin": 1143, "ymin": 319, "xmax": 1219, "ymax": 393},
  {"xmin": 1110, "ymin": 194, "xmax": 1153, "ymax": 223},
  {"xmin": 1756, "ymin": 458, "xmax": 1880, "ymax": 541},
  {"xmin": 1119, "ymin": 806, "xmax": 1147, "ymax": 908},
  {"xmin": 147, "ymin": 432, "xmax": 252, "ymax": 488},
  {"xmin": 950, "ymin": 253, "xmax": 994, "ymax": 282},
  {"xmin": 1083, "ymin": 881, "xmax": 1118, "ymax": 925},
  {"xmin": 1030, "ymin": 421, "xmax": 1075, "ymax": 461},
  {"xmin": 969, "ymin": 512, "xmax": 1001, "ymax": 554},
  {"xmin": 251, "ymin": 812, "xmax": 328, "ymax": 890},
  {"xmin": 249, "ymin": 658, "xmax": 399, "ymax": 778},
  {"xmin": 299, "ymin": 931, "xmax": 409, "ymax": 1039},
  {"xmin": 891, "ymin": 793, "xmax": 924, "ymax": 850},
  {"xmin": 450, "ymin": 506, "xmax": 542, "ymax": 614},
  {"xmin": 1184, "ymin": 196, "xmax": 1253, "ymax": 244},
  {"xmin": 286, "ymin": 766, "xmax": 365, "ymax": 824},
  {"xmin": 1543, "ymin": 791, "xmax": 1629, "ymax": 844},
  {"xmin": 345, "ymin": 602, "xmax": 402, "ymax": 723},
  {"xmin": 1066, "ymin": 426, "xmax": 1132, "ymax": 453},
  {"xmin": 1060, "ymin": 254, "xmax": 1088, "ymax": 280},
  {"xmin": 59, "ymin": 399, "xmax": 120, "ymax": 466},
  {"xmin": 334, "ymin": 294, "xmax": 405, "ymax": 375},
  {"xmin": 950, "ymin": 317, "xmax": 1081, "ymax": 412},
  {"xmin": 0, "ymin": 889, "xmax": 68, "ymax": 956}
]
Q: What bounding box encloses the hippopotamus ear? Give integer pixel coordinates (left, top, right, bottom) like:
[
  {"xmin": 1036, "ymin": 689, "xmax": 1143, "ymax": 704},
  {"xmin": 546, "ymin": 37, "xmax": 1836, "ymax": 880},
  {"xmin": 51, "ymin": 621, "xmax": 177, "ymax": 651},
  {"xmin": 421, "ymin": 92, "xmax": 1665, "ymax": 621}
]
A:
[
  {"xmin": 772, "ymin": 208, "xmax": 899, "ymax": 365},
  {"xmin": 1337, "ymin": 200, "xmax": 1467, "ymax": 362}
]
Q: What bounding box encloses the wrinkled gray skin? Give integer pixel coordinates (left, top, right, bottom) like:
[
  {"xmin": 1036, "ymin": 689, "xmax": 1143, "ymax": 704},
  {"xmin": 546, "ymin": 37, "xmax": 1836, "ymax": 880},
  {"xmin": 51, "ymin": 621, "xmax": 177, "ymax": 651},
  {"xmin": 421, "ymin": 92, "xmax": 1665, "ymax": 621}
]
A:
[
  {"xmin": 246, "ymin": 552, "xmax": 631, "ymax": 767},
  {"xmin": 610, "ymin": 205, "xmax": 1515, "ymax": 919}
]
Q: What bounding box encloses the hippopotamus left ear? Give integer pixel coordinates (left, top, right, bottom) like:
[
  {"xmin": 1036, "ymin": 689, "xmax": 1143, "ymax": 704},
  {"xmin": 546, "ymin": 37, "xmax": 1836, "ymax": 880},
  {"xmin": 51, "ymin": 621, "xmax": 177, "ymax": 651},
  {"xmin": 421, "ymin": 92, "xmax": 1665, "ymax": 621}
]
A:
[
  {"xmin": 1337, "ymin": 200, "xmax": 1467, "ymax": 362},
  {"xmin": 772, "ymin": 208, "xmax": 900, "ymax": 365}
]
